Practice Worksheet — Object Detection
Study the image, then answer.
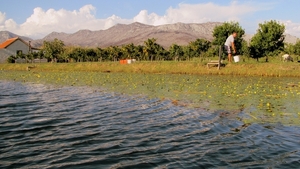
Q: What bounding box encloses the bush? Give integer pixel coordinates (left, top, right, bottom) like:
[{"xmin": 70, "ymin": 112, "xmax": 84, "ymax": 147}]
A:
[{"xmin": 7, "ymin": 55, "xmax": 16, "ymax": 63}]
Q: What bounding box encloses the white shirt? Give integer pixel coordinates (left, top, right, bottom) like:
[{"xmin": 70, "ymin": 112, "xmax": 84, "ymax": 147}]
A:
[{"xmin": 225, "ymin": 35, "xmax": 234, "ymax": 47}]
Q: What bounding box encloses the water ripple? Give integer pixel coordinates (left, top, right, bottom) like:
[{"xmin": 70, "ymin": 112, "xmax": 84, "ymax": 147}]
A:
[{"xmin": 0, "ymin": 81, "xmax": 300, "ymax": 168}]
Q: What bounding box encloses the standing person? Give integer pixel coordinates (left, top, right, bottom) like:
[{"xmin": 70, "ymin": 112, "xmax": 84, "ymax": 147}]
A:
[{"xmin": 224, "ymin": 32, "xmax": 237, "ymax": 63}]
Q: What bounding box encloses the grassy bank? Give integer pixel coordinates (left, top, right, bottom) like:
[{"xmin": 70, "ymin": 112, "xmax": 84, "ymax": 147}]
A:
[{"xmin": 0, "ymin": 60, "xmax": 300, "ymax": 77}]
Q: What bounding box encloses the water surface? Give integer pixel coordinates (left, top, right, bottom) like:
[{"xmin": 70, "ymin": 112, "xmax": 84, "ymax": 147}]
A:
[{"xmin": 0, "ymin": 81, "xmax": 300, "ymax": 168}]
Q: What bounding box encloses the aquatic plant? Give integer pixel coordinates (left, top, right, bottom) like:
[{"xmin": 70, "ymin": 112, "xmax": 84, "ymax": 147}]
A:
[{"xmin": 1, "ymin": 69, "xmax": 299, "ymax": 125}]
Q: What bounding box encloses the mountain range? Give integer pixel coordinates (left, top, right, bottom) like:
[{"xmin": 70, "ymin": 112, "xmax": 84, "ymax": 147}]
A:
[
  {"xmin": 0, "ymin": 22, "xmax": 299, "ymax": 49},
  {"xmin": 0, "ymin": 31, "xmax": 33, "ymax": 44}
]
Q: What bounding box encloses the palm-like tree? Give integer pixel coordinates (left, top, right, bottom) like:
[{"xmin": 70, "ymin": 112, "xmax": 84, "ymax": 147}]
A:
[
  {"xmin": 143, "ymin": 38, "xmax": 157, "ymax": 61},
  {"xmin": 122, "ymin": 43, "xmax": 135, "ymax": 59},
  {"xmin": 154, "ymin": 44, "xmax": 166, "ymax": 61},
  {"xmin": 169, "ymin": 44, "xmax": 184, "ymax": 61},
  {"xmin": 96, "ymin": 47, "xmax": 107, "ymax": 62},
  {"xmin": 107, "ymin": 46, "xmax": 121, "ymax": 61},
  {"xmin": 135, "ymin": 45, "xmax": 144, "ymax": 61}
]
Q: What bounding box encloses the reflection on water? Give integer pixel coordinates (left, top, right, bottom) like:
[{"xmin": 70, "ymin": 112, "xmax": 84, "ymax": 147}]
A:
[{"xmin": 0, "ymin": 81, "xmax": 300, "ymax": 168}]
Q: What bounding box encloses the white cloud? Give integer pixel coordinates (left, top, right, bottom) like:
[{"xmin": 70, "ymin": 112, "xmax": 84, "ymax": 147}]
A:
[
  {"xmin": 133, "ymin": 10, "xmax": 167, "ymax": 25},
  {"xmin": 281, "ymin": 20, "xmax": 300, "ymax": 37},
  {"xmin": 0, "ymin": 5, "xmax": 131, "ymax": 39},
  {"xmin": 0, "ymin": 11, "xmax": 5, "ymax": 24},
  {"xmin": 0, "ymin": 2, "xmax": 268, "ymax": 39},
  {"xmin": 4, "ymin": 19, "xmax": 18, "ymax": 29},
  {"xmin": 134, "ymin": 1, "xmax": 262, "ymax": 25}
]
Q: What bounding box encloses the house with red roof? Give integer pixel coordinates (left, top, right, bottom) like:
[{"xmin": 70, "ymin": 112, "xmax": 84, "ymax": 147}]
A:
[{"xmin": 0, "ymin": 37, "xmax": 39, "ymax": 63}]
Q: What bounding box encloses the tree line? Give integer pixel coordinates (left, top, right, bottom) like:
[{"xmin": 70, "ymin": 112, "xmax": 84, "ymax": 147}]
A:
[
  {"xmin": 10, "ymin": 38, "xmax": 212, "ymax": 63},
  {"xmin": 8, "ymin": 20, "xmax": 300, "ymax": 63}
]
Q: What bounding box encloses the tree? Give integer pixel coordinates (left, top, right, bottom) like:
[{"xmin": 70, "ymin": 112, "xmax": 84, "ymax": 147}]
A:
[
  {"xmin": 85, "ymin": 48, "xmax": 98, "ymax": 62},
  {"xmin": 188, "ymin": 39, "xmax": 211, "ymax": 59},
  {"xmin": 143, "ymin": 38, "xmax": 157, "ymax": 61},
  {"xmin": 284, "ymin": 43, "xmax": 295, "ymax": 55},
  {"xmin": 183, "ymin": 45, "xmax": 193, "ymax": 61},
  {"xmin": 155, "ymin": 45, "xmax": 167, "ymax": 61},
  {"xmin": 42, "ymin": 38, "xmax": 65, "ymax": 62},
  {"xmin": 96, "ymin": 47, "xmax": 107, "ymax": 62},
  {"xmin": 37, "ymin": 50, "xmax": 45, "ymax": 60},
  {"xmin": 294, "ymin": 40, "xmax": 300, "ymax": 56},
  {"xmin": 202, "ymin": 46, "xmax": 219, "ymax": 60},
  {"xmin": 212, "ymin": 22, "xmax": 245, "ymax": 54},
  {"xmin": 62, "ymin": 46, "xmax": 75, "ymax": 62},
  {"xmin": 73, "ymin": 47, "xmax": 87, "ymax": 62},
  {"xmin": 134, "ymin": 45, "xmax": 144, "ymax": 61},
  {"xmin": 241, "ymin": 40, "xmax": 250, "ymax": 59},
  {"xmin": 122, "ymin": 43, "xmax": 135, "ymax": 59},
  {"xmin": 294, "ymin": 40, "xmax": 300, "ymax": 61},
  {"xmin": 169, "ymin": 44, "xmax": 184, "ymax": 61},
  {"xmin": 250, "ymin": 20, "xmax": 285, "ymax": 61},
  {"xmin": 26, "ymin": 52, "xmax": 34, "ymax": 62},
  {"xmin": 107, "ymin": 46, "xmax": 122, "ymax": 61}
]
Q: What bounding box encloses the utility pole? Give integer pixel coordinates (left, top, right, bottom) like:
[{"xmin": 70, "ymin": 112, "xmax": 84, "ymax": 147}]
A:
[
  {"xmin": 28, "ymin": 41, "xmax": 31, "ymax": 63},
  {"xmin": 28, "ymin": 41, "xmax": 32, "ymax": 53}
]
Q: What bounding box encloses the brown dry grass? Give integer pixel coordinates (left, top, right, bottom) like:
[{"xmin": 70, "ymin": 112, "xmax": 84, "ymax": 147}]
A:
[{"xmin": 0, "ymin": 61, "xmax": 299, "ymax": 77}]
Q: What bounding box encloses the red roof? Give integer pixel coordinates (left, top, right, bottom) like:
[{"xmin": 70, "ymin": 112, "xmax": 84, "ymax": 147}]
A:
[{"xmin": 0, "ymin": 37, "xmax": 19, "ymax": 49}]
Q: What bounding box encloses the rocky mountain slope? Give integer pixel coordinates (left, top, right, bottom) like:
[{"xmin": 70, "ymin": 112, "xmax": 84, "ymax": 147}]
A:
[
  {"xmin": 0, "ymin": 31, "xmax": 32, "ymax": 44},
  {"xmin": 31, "ymin": 22, "xmax": 222, "ymax": 48},
  {"xmin": 1, "ymin": 22, "xmax": 299, "ymax": 49}
]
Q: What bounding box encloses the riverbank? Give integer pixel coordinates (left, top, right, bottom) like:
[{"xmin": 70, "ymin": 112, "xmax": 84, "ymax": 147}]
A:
[{"xmin": 0, "ymin": 61, "xmax": 300, "ymax": 77}]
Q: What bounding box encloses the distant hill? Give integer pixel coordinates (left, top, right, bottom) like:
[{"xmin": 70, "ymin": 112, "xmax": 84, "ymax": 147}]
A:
[
  {"xmin": 243, "ymin": 33, "xmax": 299, "ymax": 44},
  {"xmin": 1, "ymin": 22, "xmax": 299, "ymax": 49},
  {"xmin": 30, "ymin": 22, "xmax": 222, "ymax": 48},
  {"xmin": 0, "ymin": 31, "xmax": 33, "ymax": 44}
]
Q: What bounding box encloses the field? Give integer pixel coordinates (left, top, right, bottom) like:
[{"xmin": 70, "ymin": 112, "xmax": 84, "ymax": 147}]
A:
[{"xmin": 1, "ymin": 57, "xmax": 300, "ymax": 77}]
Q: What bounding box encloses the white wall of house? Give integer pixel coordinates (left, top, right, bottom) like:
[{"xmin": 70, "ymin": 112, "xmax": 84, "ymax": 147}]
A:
[
  {"xmin": 0, "ymin": 49, "xmax": 15, "ymax": 63},
  {"xmin": 6, "ymin": 39, "xmax": 30, "ymax": 55},
  {"xmin": 0, "ymin": 39, "xmax": 30, "ymax": 63}
]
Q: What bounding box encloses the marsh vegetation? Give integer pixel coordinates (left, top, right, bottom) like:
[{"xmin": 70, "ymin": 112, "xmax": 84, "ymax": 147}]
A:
[{"xmin": 1, "ymin": 66, "xmax": 299, "ymax": 125}]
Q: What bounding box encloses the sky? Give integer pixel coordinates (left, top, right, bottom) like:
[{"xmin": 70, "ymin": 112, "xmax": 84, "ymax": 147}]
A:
[{"xmin": 0, "ymin": 0, "xmax": 300, "ymax": 39}]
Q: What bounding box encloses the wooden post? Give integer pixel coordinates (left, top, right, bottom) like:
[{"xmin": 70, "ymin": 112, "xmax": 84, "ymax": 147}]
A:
[{"xmin": 218, "ymin": 45, "xmax": 222, "ymax": 70}]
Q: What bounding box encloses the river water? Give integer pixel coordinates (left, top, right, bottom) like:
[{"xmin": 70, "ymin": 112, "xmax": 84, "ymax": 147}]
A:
[{"xmin": 0, "ymin": 81, "xmax": 300, "ymax": 168}]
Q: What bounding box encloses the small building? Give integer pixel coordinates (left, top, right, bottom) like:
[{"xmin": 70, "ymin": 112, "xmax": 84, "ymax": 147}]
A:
[{"xmin": 0, "ymin": 37, "xmax": 39, "ymax": 63}]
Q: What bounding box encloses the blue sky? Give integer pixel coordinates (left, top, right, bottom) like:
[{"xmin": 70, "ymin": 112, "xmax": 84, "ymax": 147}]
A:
[{"xmin": 0, "ymin": 0, "xmax": 300, "ymax": 39}]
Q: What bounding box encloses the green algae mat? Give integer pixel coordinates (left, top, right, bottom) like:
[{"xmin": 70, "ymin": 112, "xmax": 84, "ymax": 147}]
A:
[{"xmin": 1, "ymin": 70, "xmax": 300, "ymax": 125}]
